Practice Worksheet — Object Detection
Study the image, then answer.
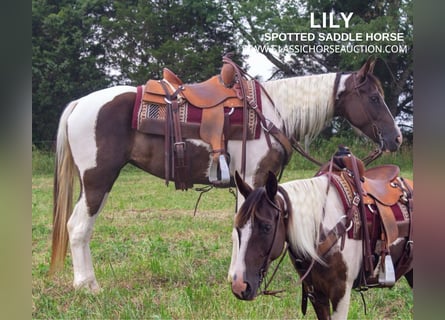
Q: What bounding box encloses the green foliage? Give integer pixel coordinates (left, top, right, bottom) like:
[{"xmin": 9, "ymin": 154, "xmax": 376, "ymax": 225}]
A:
[
  {"xmin": 286, "ymin": 134, "xmax": 413, "ymax": 177},
  {"xmin": 32, "ymin": 145, "xmax": 54, "ymax": 176},
  {"xmin": 224, "ymin": 0, "xmax": 413, "ymax": 120},
  {"xmin": 32, "ymin": 0, "xmax": 413, "ymax": 146},
  {"xmin": 97, "ymin": 0, "xmax": 240, "ymax": 84},
  {"xmin": 32, "ymin": 0, "xmax": 112, "ymax": 144},
  {"xmin": 32, "ymin": 0, "xmax": 242, "ymax": 145}
]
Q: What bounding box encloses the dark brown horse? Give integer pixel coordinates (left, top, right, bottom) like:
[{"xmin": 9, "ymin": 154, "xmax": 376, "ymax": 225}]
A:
[
  {"xmin": 50, "ymin": 57, "xmax": 402, "ymax": 292},
  {"xmin": 230, "ymin": 168, "xmax": 413, "ymax": 319}
]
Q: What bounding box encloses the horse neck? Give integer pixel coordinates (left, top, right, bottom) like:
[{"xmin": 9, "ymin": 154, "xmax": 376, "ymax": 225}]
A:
[
  {"xmin": 281, "ymin": 175, "xmax": 343, "ymax": 262},
  {"xmin": 262, "ymin": 73, "xmax": 337, "ymax": 144}
]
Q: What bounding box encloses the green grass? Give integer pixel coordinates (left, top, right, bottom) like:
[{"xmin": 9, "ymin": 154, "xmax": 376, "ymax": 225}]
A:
[
  {"xmin": 32, "ymin": 135, "xmax": 413, "ymax": 177},
  {"xmin": 32, "ymin": 144, "xmax": 413, "ymax": 319}
]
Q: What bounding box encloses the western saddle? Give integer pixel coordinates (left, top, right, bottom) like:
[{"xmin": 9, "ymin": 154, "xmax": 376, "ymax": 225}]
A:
[
  {"xmin": 141, "ymin": 55, "xmax": 292, "ymax": 190},
  {"xmin": 316, "ymin": 145, "xmax": 413, "ymax": 288}
]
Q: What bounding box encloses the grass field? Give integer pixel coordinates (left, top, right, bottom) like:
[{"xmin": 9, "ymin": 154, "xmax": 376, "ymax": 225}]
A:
[{"xmin": 32, "ymin": 144, "xmax": 413, "ymax": 319}]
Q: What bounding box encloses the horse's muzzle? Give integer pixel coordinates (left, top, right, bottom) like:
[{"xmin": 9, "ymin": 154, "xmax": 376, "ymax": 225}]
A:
[
  {"xmin": 382, "ymin": 133, "xmax": 403, "ymax": 152},
  {"xmin": 231, "ymin": 275, "xmax": 256, "ymax": 300}
]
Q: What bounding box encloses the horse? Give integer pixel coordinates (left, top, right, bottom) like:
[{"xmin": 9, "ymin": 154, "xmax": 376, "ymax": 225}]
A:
[
  {"xmin": 50, "ymin": 56, "xmax": 402, "ymax": 292},
  {"xmin": 229, "ymin": 164, "xmax": 413, "ymax": 320}
]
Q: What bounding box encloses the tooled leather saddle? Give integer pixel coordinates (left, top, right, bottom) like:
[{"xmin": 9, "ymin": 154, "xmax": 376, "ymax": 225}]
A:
[
  {"xmin": 133, "ymin": 55, "xmax": 292, "ymax": 190},
  {"xmin": 316, "ymin": 145, "xmax": 413, "ymax": 288}
]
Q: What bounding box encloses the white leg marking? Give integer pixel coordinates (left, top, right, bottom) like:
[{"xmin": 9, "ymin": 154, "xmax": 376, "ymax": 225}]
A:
[{"xmin": 67, "ymin": 193, "xmax": 109, "ymax": 292}]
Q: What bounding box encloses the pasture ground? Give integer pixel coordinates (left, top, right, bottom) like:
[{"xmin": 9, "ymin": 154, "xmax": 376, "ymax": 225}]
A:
[{"xmin": 32, "ymin": 159, "xmax": 413, "ymax": 319}]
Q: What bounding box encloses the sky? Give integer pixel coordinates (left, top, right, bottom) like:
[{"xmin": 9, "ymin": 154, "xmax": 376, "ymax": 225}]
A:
[{"xmin": 243, "ymin": 46, "xmax": 275, "ymax": 81}]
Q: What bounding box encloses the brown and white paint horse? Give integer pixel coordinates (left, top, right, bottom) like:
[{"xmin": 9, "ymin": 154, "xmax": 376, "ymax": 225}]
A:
[
  {"xmin": 230, "ymin": 171, "xmax": 413, "ymax": 319},
  {"xmin": 50, "ymin": 57, "xmax": 401, "ymax": 292}
]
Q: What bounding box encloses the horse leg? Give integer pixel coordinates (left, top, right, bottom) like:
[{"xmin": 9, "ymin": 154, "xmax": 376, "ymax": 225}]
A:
[
  {"xmin": 67, "ymin": 192, "xmax": 102, "ymax": 292},
  {"xmin": 61, "ymin": 86, "xmax": 135, "ymax": 292},
  {"xmin": 330, "ymin": 241, "xmax": 362, "ymax": 319},
  {"xmin": 67, "ymin": 167, "xmax": 120, "ymax": 292},
  {"xmin": 309, "ymin": 293, "xmax": 331, "ymax": 320},
  {"xmin": 330, "ymin": 281, "xmax": 353, "ymax": 320}
]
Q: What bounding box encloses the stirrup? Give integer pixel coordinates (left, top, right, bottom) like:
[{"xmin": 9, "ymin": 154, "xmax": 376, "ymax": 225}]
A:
[
  {"xmin": 378, "ymin": 254, "xmax": 395, "ymax": 287},
  {"xmin": 209, "ymin": 154, "xmax": 230, "ymax": 186}
]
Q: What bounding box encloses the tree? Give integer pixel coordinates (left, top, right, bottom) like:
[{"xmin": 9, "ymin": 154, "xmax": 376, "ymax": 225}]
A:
[
  {"xmin": 32, "ymin": 0, "xmax": 111, "ymax": 146},
  {"xmin": 32, "ymin": 0, "xmax": 242, "ymax": 146},
  {"xmin": 223, "ymin": 0, "xmax": 413, "ymax": 138},
  {"xmin": 97, "ymin": 0, "xmax": 240, "ymax": 84}
]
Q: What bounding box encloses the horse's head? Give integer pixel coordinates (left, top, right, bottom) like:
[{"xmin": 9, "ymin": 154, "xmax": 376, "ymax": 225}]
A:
[
  {"xmin": 229, "ymin": 171, "xmax": 287, "ymax": 301},
  {"xmin": 335, "ymin": 57, "xmax": 402, "ymax": 152}
]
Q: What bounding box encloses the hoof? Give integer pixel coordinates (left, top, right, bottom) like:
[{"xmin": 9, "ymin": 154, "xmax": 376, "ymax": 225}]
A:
[{"xmin": 74, "ymin": 279, "xmax": 102, "ymax": 294}]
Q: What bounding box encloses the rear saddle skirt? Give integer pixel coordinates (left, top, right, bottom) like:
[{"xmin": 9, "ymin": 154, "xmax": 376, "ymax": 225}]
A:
[
  {"xmin": 318, "ymin": 147, "xmax": 413, "ymax": 287},
  {"xmin": 132, "ymin": 63, "xmax": 262, "ymax": 187}
]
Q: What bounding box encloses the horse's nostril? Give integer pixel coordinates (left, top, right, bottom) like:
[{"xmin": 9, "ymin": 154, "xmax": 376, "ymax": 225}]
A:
[
  {"xmin": 396, "ymin": 135, "xmax": 403, "ymax": 145},
  {"xmin": 242, "ymin": 282, "xmax": 252, "ymax": 300}
]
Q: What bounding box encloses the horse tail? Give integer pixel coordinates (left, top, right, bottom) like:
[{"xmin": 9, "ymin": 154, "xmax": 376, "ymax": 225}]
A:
[{"xmin": 49, "ymin": 101, "xmax": 78, "ymax": 275}]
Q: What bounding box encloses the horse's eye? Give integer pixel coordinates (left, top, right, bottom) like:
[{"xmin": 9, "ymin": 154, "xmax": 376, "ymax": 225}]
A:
[
  {"xmin": 370, "ymin": 95, "xmax": 379, "ymax": 104},
  {"xmin": 261, "ymin": 223, "xmax": 272, "ymax": 234}
]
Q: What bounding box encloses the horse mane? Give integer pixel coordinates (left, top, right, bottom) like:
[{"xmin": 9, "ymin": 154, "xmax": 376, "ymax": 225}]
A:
[
  {"xmin": 235, "ymin": 188, "xmax": 267, "ymax": 228},
  {"xmin": 281, "ymin": 175, "xmax": 331, "ymax": 263},
  {"xmin": 263, "ymin": 73, "xmax": 337, "ymax": 145}
]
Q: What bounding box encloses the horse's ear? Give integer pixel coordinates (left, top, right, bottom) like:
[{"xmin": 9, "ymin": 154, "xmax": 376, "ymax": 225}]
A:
[
  {"xmin": 265, "ymin": 171, "xmax": 278, "ymax": 201},
  {"xmin": 357, "ymin": 56, "xmax": 376, "ymax": 81},
  {"xmin": 235, "ymin": 171, "xmax": 252, "ymax": 199}
]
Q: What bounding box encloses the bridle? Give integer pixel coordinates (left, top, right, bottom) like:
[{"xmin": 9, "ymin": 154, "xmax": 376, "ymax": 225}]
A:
[
  {"xmin": 255, "ymin": 186, "xmax": 318, "ymax": 297},
  {"xmin": 350, "ymin": 72, "xmax": 386, "ymax": 149},
  {"xmin": 256, "ymin": 189, "xmax": 289, "ymax": 297},
  {"xmin": 290, "ymin": 72, "xmax": 384, "ymax": 168}
]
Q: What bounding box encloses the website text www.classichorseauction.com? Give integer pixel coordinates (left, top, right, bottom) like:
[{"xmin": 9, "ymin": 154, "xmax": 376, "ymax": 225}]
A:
[{"xmin": 248, "ymin": 12, "xmax": 409, "ymax": 57}]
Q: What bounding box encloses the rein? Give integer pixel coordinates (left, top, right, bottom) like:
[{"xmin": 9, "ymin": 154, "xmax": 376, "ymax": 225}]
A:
[
  {"xmin": 291, "ymin": 138, "xmax": 382, "ymax": 167},
  {"xmin": 260, "ymin": 243, "xmax": 288, "ymax": 297}
]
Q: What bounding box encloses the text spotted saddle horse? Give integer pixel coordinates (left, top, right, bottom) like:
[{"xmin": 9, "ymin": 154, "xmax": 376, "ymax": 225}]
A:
[
  {"xmin": 140, "ymin": 55, "xmax": 280, "ymax": 189},
  {"xmin": 316, "ymin": 146, "xmax": 413, "ymax": 289}
]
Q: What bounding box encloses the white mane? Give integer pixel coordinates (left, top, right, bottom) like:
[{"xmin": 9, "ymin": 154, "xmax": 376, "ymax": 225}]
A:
[
  {"xmin": 280, "ymin": 175, "xmax": 333, "ymax": 263},
  {"xmin": 262, "ymin": 73, "xmax": 337, "ymax": 145}
]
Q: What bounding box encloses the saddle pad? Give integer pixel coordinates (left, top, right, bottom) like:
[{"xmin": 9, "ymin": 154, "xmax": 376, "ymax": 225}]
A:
[
  {"xmin": 329, "ymin": 175, "xmax": 409, "ymax": 240},
  {"xmin": 346, "ymin": 202, "xmax": 408, "ymax": 240},
  {"xmin": 132, "ymin": 80, "xmax": 262, "ymax": 140}
]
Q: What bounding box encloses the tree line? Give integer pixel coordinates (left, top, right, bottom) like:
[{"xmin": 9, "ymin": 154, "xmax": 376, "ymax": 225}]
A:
[{"xmin": 32, "ymin": 0, "xmax": 412, "ymax": 147}]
